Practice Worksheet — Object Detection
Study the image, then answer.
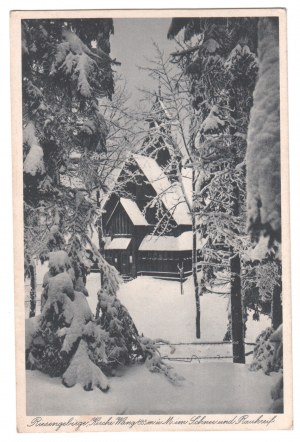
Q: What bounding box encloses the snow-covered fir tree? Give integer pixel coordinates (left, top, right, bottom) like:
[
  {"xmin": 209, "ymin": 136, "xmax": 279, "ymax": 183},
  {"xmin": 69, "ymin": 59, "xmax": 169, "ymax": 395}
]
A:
[
  {"xmin": 22, "ymin": 18, "xmax": 117, "ymax": 315},
  {"xmin": 27, "ymin": 249, "xmax": 139, "ymax": 391},
  {"xmin": 24, "ymin": 19, "xmax": 181, "ymax": 391},
  {"xmin": 167, "ymin": 17, "xmax": 282, "ymax": 342}
]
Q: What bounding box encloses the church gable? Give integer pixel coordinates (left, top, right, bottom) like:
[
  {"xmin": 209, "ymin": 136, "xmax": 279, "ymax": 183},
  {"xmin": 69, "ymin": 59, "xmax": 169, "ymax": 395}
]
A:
[
  {"xmin": 104, "ymin": 197, "xmax": 149, "ymax": 237},
  {"xmin": 103, "ymin": 151, "xmax": 192, "ymax": 232}
]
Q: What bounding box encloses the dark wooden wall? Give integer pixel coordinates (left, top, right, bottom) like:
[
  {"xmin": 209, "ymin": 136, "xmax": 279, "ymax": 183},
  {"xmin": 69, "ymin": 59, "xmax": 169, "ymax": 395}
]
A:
[
  {"xmin": 138, "ymin": 250, "xmax": 193, "ymax": 276},
  {"xmin": 105, "ymin": 204, "xmax": 133, "ymax": 237}
]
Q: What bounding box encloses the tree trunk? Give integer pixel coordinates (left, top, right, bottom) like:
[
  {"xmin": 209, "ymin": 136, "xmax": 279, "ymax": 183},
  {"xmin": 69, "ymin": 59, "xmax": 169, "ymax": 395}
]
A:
[
  {"xmin": 230, "ymin": 253, "xmax": 245, "ymax": 363},
  {"xmin": 192, "ymin": 224, "xmax": 201, "ymax": 339},
  {"xmin": 96, "ymin": 189, "xmax": 105, "ymax": 286},
  {"xmin": 96, "ymin": 193, "xmax": 105, "ymax": 319},
  {"xmin": 95, "ymin": 287, "xmax": 102, "ymax": 320},
  {"xmin": 98, "ymin": 215, "xmax": 104, "ymax": 286},
  {"xmin": 29, "ymin": 261, "xmax": 36, "ymax": 318},
  {"xmin": 272, "ymin": 283, "xmax": 282, "ymax": 330},
  {"xmin": 95, "ymin": 223, "xmax": 104, "ymax": 319},
  {"xmin": 192, "ymin": 169, "xmax": 201, "ymax": 339}
]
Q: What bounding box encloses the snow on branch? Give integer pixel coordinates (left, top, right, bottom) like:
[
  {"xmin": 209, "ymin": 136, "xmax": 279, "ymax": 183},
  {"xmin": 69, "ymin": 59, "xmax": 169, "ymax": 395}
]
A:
[{"xmin": 24, "ymin": 143, "xmax": 45, "ymax": 176}]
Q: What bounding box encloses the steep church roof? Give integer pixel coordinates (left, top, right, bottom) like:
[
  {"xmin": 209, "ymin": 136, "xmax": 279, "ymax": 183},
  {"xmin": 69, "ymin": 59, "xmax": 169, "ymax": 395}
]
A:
[
  {"xmin": 119, "ymin": 198, "xmax": 149, "ymax": 226},
  {"xmin": 105, "ymin": 196, "xmax": 149, "ymax": 227},
  {"xmin": 133, "ymin": 154, "xmax": 192, "ymax": 226}
]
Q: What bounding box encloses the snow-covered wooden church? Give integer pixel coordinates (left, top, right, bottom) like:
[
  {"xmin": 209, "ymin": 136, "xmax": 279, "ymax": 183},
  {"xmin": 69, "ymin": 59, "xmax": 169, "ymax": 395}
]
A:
[{"xmin": 102, "ymin": 91, "xmax": 197, "ymax": 281}]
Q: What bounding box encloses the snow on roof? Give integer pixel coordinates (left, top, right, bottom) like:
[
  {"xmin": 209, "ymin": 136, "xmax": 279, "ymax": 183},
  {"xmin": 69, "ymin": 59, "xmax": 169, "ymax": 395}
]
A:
[
  {"xmin": 120, "ymin": 198, "xmax": 149, "ymax": 226},
  {"xmin": 105, "ymin": 237, "xmax": 132, "ymax": 250},
  {"xmin": 139, "ymin": 235, "xmax": 180, "ymax": 252},
  {"xmin": 139, "ymin": 231, "xmax": 207, "ymax": 252},
  {"xmin": 133, "ymin": 154, "xmax": 192, "ymax": 226}
]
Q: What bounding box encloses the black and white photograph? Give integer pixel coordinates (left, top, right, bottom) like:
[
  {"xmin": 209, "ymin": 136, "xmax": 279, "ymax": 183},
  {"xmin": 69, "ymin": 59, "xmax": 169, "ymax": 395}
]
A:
[{"xmin": 10, "ymin": 8, "xmax": 292, "ymax": 432}]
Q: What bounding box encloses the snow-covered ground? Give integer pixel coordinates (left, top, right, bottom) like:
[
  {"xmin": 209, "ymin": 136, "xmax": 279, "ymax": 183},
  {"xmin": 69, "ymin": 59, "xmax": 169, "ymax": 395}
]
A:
[
  {"xmin": 86, "ymin": 273, "xmax": 270, "ymax": 363},
  {"xmin": 26, "ymin": 265, "xmax": 271, "ymax": 350},
  {"xmin": 27, "ymin": 361, "xmax": 279, "ymax": 415},
  {"xmin": 26, "ymin": 268, "xmax": 276, "ymax": 415}
]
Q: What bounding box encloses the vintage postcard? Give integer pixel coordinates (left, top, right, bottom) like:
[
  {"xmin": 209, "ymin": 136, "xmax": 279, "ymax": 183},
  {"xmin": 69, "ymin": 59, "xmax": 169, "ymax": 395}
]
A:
[{"xmin": 11, "ymin": 8, "xmax": 292, "ymax": 432}]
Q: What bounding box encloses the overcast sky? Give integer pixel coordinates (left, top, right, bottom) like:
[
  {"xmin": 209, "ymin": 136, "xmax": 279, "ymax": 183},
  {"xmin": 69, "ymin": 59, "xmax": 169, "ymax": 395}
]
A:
[{"xmin": 110, "ymin": 18, "xmax": 178, "ymax": 108}]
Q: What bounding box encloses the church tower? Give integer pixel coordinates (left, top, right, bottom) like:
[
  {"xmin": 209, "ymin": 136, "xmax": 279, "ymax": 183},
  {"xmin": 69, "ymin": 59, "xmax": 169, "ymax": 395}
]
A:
[{"xmin": 139, "ymin": 87, "xmax": 182, "ymax": 179}]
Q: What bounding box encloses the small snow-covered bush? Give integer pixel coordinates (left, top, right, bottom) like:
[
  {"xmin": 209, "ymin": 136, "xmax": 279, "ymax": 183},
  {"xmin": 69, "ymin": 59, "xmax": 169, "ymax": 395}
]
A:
[
  {"xmin": 270, "ymin": 375, "xmax": 283, "ymax": 413},
  {"xmin": 139, "ymin": 337, "xmax": 184, "ymax": 385},
  {"xmin": 269, "ymin": 325, "xmax": 283, "ymax": 412},
  {"xmin": 250, "ymin": 326, "xmax": 282, "ymax": 375}
]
